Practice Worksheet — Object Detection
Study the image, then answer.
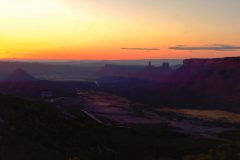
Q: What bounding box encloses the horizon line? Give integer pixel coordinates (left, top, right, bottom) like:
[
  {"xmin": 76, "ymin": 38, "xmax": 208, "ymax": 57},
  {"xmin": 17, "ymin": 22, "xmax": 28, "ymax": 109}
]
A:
[
  {"xmin": 1, "ymin": 56, "xmax": 240, "ymax": 62},
  {"xmin": 0, "ymin": 58, "xmax": 184, "ymax": 62}
]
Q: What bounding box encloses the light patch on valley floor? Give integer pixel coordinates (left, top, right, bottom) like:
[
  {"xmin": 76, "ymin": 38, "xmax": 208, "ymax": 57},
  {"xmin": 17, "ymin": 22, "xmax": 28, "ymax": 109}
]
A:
[{"xmin": 158, "ymin": 108, "xmax": 240, "ymax": 124}]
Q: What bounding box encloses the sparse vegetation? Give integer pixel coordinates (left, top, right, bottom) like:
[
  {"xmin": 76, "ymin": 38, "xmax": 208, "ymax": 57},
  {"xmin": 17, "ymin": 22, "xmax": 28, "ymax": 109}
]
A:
[{"xmin": 184, "ymin": 143, "xmax": 240, "ymax": 160}]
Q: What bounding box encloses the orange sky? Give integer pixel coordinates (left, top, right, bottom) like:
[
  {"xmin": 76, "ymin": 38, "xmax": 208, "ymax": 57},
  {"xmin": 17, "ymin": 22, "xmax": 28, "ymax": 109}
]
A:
[{"xmin": 0, "ymin": 0, "xmax": 240, "ymax": 60}]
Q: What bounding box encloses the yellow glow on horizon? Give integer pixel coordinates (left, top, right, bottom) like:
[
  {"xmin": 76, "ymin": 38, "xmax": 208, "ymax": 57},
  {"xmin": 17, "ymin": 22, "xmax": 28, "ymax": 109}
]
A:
[
  {"xmin": 0, "ymin": 0, "xmax": 170, "ymax": 59},
  {"xmin": 0, "ymin": 0, "xmax": 240, "ymax": 60},
  {"xmin": 0, "ymin": 0, "xmax": 100, "ymax": 57}
]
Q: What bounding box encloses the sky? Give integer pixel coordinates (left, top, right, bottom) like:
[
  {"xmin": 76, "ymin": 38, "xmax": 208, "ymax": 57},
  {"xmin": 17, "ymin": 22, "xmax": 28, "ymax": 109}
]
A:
[{"xmin": 0, "ymin": 0, "xmax": 240, "ymax": 60}]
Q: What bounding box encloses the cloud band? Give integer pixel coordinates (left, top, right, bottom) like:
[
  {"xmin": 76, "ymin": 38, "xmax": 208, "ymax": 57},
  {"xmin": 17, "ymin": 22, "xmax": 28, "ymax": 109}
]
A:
[
  {"xmin": 121, "ymin": 48, "xmax": 160, "ymax": 51},
  {"xmin": 169, "ymin": 44, "xmax": 240, "ymax": 51}
]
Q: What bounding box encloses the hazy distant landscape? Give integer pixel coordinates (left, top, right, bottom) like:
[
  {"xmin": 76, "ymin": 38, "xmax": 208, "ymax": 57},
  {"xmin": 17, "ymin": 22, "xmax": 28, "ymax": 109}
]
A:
[
  {"xmin": 1, "ymin": 57, "xmax": 240, "ymax": 160},
  {"xmin": 0, "ymin": 59, "xmax": 182, "ymax": 81}
]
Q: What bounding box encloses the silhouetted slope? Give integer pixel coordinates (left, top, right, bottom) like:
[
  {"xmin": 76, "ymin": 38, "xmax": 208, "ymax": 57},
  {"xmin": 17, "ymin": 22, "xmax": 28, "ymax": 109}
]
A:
[
  {"xmin": 171, "ymin": 57, "xmax": 240, "ymax": 83},
  {"xmin": 6, "ymin": 68, "xmax": 37, "ymax": 82},
  {"xmin": 0, "ymin": 94, "xmax": 109, "ymax": 160},
  {"xmin": 170, "ymin": 57, "xmax": 240, "ymax": 109},
  {"xmin": 0, "ymin": 69, "xmax": 96, "ymax": 99},
  {"xmin": 0, "ymin": 80, "xmax": 97, "ymax": 99}
]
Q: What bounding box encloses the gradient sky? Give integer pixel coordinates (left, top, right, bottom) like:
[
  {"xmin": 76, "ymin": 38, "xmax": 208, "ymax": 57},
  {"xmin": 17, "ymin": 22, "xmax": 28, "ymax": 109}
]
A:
[{"xmin": 0, "ymin": 0, "xmax": 240, "ymax": 60}]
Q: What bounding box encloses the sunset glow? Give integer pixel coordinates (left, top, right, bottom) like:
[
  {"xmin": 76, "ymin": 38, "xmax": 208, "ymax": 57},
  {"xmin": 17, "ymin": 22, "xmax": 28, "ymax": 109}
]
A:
[{"xmin": 1, "ymin": 0, "xmax": 240, "ymax": 60}]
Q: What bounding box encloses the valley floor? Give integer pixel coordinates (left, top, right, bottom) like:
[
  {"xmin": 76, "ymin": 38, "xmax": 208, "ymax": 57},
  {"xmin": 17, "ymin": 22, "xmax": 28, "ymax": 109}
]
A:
[{"xmin": 53, "ymin": 91, "xmax": 240, "ymax": 140}]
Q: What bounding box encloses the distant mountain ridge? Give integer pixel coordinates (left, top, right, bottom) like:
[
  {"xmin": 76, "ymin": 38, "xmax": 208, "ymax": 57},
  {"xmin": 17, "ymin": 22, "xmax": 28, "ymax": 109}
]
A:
[
  {"xmin": 171, "ymin": 57, "xmax": 240, "ymax": 84},
  {"xmin": 6, "ymin": 68, "xmax": 37, "ymax": 82},
  {"xmin": 98, "ymin": 62, "xmax": 174, "ymax": 80},
  {"xmin": 183, "ymin": 57, "xmax": 240, "ymax": 66},
  {"xmin": 98, "ymin": 57, "xmax": 240, "ymax": 112},
  {"xmin": 135, "ymin": 62, "xmax": 173, "ymax": 80}
]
